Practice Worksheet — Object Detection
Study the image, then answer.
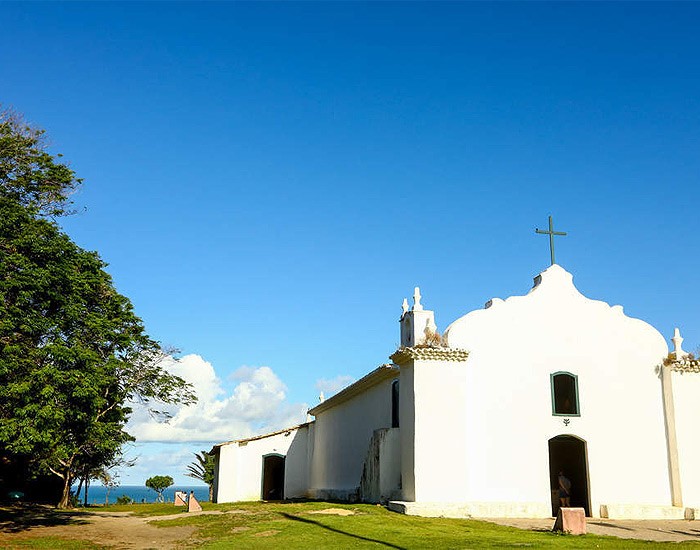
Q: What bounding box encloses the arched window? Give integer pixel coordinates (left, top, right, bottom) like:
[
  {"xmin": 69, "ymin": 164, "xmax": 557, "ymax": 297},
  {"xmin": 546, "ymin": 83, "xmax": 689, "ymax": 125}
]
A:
[
  {"xmin": 551, "ymin": 372, "xmax": 580, "ymax": 416},
  {"xmin": 391, "ymin": 379, "xmax": 400, "ymax": 428}
]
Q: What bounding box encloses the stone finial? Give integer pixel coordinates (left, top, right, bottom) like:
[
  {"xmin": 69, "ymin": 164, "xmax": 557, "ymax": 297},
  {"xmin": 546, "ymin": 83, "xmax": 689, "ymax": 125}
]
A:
[
  {"xmin": 401, "ymin": 298, "xmax": 409, "ymax": 315},
  {"xmin": 319, "ymin": 392, "xmax": 325, "ymax": 403},
  {"xmin": 672, "ymin": 327, "xmax": 687, "ymax": 358},
  {"xmin": 426, "ymin": 316, "xmax": 437, "ymax": 335},
  {"xmin": 413, "ymin": 286, "xmax": 424, "ymax": 311}
]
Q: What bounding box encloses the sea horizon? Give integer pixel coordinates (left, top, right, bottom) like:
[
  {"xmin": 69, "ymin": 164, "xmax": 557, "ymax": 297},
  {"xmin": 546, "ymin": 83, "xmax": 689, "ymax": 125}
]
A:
[{"xmin": 72, "ymin": 484, "xmax": 209, "ymax": 505}]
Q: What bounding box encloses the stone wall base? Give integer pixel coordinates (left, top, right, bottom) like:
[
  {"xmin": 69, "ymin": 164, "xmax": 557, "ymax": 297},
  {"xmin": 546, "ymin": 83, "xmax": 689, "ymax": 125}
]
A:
[
  {"xmin": 388, "ymin": 501, "xmax": 551, "ymax": 519},
  {"xmin": 599, "ymin": 504, "xmax": 686, "ymax": 520}
]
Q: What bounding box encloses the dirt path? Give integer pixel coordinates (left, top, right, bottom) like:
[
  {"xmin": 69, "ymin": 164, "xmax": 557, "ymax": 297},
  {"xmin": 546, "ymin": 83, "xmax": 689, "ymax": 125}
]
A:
[
  {"xmin": 487, "ymin": 517, "xmax": 700, "ymax": 543},
  {"xmin": 0, "ymin": 508, "xmax": 208, "ymax": 549}
]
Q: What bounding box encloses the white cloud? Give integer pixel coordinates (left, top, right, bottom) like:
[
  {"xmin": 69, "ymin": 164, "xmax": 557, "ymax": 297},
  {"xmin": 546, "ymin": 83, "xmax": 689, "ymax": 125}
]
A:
[
  {"xmin": 315, "ymin": 374, "xmax": 355, "ymax": 397},
  {"xmin": 126, "ymin": 354, "xmax": 308, "ymax": 444}
]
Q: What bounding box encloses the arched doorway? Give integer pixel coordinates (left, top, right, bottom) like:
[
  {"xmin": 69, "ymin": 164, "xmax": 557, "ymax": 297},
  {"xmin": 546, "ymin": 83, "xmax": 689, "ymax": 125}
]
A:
[
  {"xmin": 261, "ymin": 454, "xmax": 285, "ymax": 500},
  {"xmin": 548, "ymin": 435, "xmax": 590, "ymax": 516}
]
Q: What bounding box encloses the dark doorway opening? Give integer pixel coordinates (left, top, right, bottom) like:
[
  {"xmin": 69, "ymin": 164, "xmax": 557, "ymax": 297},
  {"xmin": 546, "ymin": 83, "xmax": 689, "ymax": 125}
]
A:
[
  {"xmin": 548, "ymin": 435, "xmax": 590, "ymax": 516},
  {"xmin": 262, "ymin": 454, "xmax": 285, "ymax": 500}
]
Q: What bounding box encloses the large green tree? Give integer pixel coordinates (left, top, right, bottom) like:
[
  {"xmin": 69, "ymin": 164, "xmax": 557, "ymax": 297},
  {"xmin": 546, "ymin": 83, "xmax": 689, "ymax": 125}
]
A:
[{"xmin": 0, "ymin": 110, "xmax": 196, "ymax": 507}]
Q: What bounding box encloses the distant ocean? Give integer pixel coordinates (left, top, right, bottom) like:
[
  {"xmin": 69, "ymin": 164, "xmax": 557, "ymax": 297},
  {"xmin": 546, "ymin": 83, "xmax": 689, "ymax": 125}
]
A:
[{"xmin": 72, "ymin": 484, "xmax": 209, "ymax": 505}]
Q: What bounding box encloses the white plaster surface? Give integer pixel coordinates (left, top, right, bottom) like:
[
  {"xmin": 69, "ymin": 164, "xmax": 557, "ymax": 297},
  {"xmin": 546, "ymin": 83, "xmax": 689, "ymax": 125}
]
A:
[
  {"xmin": 214, "ymin": 425, "xmax": 308, "ymax": 503},
  {"xmin": 600, "ymin": 504, "xmax": 686, "ymax": 520},
  {"xmin": 388, "ymin": 500, "xmax": 551, "ymax": 519},
  {"xmin": 309, "ymin": 376, "xmax": 395, "ymax": 498},
  {"xmin": 671, "ymin": 369, "xmax": 700, "ymax": 508},
  {"xmin": 360, "ymin": 427, "xmax": 401, "ymax": 502},
  {"xmin": 442, "ymin": 265, "xmax": 671, "ymax": 515}
]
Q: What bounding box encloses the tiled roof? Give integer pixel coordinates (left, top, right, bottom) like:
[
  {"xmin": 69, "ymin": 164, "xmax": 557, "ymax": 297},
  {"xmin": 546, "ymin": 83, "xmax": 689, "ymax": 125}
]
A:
[
  {"xmin": 390, "ymin": 346, "xmax": 470, "ymax": 364},
  {"xmin": 669, "ymin": 358, "xmax": 700, "ymax": 373}
]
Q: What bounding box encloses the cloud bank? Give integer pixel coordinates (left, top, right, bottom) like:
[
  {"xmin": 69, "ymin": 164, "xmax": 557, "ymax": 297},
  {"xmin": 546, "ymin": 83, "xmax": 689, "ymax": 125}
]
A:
[{"xmin": 126, "ymin": 354, "xmax": 309, "ymax": 443}]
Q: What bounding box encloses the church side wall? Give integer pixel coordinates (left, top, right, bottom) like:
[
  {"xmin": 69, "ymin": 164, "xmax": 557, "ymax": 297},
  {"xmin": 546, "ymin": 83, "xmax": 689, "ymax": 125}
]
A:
[
  {"xmin": 214, "ymin": 427, "xmax": 308, "ymax": 503},
  {"xmin": 672, "ymin": 371, "xmax": 700, "ymax": 508},
  {"xmin": 285, "ymin": 427, "xmax": 310, "ymax": 499},
  {"xmin": 214, "ymin": 444, "xmax": 237, "ymax": 503},
  {"xmin": 310, "ymin": 378, "xmax": 394, "ymax": 499}
]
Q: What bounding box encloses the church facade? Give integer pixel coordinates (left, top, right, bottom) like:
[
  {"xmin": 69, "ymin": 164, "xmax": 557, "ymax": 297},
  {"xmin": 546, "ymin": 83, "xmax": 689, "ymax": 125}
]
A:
[{"xmin": 211, "ymin": 265, "xmax": 700, "ymax": 519}]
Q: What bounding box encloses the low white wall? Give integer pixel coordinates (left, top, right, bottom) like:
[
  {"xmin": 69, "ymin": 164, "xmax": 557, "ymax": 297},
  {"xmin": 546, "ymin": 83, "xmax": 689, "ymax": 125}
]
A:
[{"xmin": 360, "ymin": 427, "xmax": 401, "ymax": 503}]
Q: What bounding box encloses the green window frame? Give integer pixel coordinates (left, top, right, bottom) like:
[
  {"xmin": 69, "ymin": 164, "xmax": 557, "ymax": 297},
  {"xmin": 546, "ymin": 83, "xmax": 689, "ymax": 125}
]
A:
[{"xmin": 550, "ymin": 371, "xmax": 580, "ymax": 416}]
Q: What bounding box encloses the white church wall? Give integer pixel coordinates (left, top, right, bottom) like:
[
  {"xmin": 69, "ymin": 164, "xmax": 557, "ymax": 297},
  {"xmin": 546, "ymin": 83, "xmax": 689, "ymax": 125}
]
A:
[
  {"xmin": 672, "ymin": 370, "xmax": 700, "ymax": 508},
  {"xmin": 359, "ymin": 427, "xmax": 401, "ymax": 502},
  {"xmin": 213, "ymin": 443, "xmax": 237, "ymax": 503},
  {"xmin": 213, "ymin": 425, "xmax": 309, "ymax": 503},
  {"xmin": 398, "ymin": 363, "xmax": 415, "ymax": 501},
  {"xmin": 410, "ymin": 358, "xmax": 470, "ymax": 502},
  {"xmin": 309, "ymin": 375, "xmax": 395, "ymax": 499},
  {"xmin": 443, "ymin": 265, "xmax": 671, "ymax": 516},
  {"xmin": 285, "ymin": 426, "xmax": 310, "ymax": 499}
]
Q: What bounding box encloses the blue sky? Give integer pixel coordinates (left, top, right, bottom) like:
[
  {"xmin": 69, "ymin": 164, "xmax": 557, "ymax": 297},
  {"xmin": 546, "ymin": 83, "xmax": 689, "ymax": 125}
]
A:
[{"xmin": 2, "ymin": 2, "xmax": 700, "ymax": 485}]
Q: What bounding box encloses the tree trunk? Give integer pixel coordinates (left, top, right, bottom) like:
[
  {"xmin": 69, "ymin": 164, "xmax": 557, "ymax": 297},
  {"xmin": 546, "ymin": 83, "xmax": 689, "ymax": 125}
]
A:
[
  {"xmin": 75, "ymin": 477, "xmax": 84, "ymax": 505},
  {"xmin": 57, "ymin": 474, "xmax": 72, "ymax": 509},
  {"xmin": 84, "ymin": 478, "xmax": 90, "ymax": 507},
  {"xmin": 209, "ymin": 484, "xmax": 213, "ymax": 503}
]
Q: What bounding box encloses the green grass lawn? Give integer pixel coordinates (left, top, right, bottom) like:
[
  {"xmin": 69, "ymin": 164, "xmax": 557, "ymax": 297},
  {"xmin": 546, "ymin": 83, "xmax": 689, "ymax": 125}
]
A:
[
  {"xmin": 151, "ymin": 501, "xmax": 699, "ymax": 549},
  {"xmin": 4, "ymin": 501, "xmax": 700, "ymax": 549}
]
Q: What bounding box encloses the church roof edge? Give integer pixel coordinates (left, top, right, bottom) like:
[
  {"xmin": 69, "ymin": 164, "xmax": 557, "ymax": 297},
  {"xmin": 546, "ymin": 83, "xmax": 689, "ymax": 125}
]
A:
[
  {"xmin": 308, "ymin": 364, "xmax": 399, "ymax": 416},
  {"xmin": 211, "ymin": 421, "xmax": 313, "ymax": 451}
]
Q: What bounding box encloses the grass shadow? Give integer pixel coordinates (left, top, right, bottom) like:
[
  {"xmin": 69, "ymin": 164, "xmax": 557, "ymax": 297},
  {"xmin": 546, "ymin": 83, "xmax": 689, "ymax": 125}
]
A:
[
  {"xmin": 0, "ymin": 504, "xmax": 91, "ymax": 533},
  {"xmin": 281, "ymin": 512, "xmax": 405, "ymax": 549}
]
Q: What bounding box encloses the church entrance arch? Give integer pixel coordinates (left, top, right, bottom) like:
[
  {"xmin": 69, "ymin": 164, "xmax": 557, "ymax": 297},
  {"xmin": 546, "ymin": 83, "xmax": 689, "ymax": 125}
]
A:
[
  {"xmin": 261, "ymin": 454, "xmax": 285, "ymax": 501},
  {"xmin": 548, "ymin": 435, "xmax": 590, "ymax": 516}
]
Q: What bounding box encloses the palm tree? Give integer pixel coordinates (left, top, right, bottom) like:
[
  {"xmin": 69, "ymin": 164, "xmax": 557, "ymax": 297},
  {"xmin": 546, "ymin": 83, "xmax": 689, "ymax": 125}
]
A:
[{"xmin": 185, "ymin": 451, "xmax": 215, "ymax": 501}]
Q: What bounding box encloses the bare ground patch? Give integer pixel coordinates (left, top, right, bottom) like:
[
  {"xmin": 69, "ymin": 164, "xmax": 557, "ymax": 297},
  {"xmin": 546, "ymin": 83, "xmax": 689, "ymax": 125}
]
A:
[
  {"xmin": 307, "ymin": 508, "xmax": 356, "ymax": 516},
  {"xmin": 1, "ymin": 507, "xmax": 197, "ymax": 549}
]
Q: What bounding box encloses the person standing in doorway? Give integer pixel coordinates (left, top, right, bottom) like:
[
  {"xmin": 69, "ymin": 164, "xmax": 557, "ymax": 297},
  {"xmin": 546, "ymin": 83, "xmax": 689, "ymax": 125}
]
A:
[{"xmin": 558, "ymin": 472, "xmax": 572, "ymax": 507}]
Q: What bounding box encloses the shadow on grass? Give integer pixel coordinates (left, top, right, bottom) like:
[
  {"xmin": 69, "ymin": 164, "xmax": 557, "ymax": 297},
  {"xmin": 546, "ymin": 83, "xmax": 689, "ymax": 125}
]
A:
[
  {"xmin": 281, "ymin": 512, "xmax": 405, "ymax": 549},
  {"xmin": 0, "ymin": 504, "xmax": 90, "ymax": 533}
]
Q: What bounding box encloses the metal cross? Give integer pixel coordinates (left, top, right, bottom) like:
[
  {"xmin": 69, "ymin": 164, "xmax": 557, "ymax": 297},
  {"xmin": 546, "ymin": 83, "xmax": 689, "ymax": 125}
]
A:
[{"xmin": 535, "ymin": 215, "xmax": 567, "ymax": 266}]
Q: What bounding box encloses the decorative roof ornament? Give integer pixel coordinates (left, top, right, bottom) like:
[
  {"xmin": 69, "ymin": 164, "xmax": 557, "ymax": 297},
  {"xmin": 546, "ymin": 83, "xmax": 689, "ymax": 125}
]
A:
[
  {"xmin": 401, "ymin": 298, "xmax": 409, "ymax": 315},
  {"xmin": 413, "ymin": 286, "xmax": 424, "ymax": 311},
  {"xmin": 319, "ymin": 392, "xmax": 325, "ymax": 403},
  {"xmin": 672, "ymin": 327, "xmax": 687, "ymax": 359}
]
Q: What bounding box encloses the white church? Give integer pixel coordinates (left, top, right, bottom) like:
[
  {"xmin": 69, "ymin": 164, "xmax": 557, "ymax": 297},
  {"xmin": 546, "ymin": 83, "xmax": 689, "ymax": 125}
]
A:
[{"xmin": 211, "ymin": 262, "xmax": 700, "ymax": 520}]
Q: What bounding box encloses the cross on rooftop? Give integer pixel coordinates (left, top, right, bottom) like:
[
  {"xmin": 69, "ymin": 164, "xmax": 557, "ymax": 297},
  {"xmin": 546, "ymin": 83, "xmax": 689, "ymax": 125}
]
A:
[{"xmin": 535, "ymin": 215, "xmax": 567, "ymax": 266}]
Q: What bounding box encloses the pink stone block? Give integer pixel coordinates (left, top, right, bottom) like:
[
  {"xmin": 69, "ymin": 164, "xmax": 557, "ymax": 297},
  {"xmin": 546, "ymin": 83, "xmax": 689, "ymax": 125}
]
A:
[
  {"xmin": 552, "ymin": 507, "xmax": 586, "ymax": 535},
  {"xmin": 188, "ymin": 492, "xmax": 203, "ymax": 512}
]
